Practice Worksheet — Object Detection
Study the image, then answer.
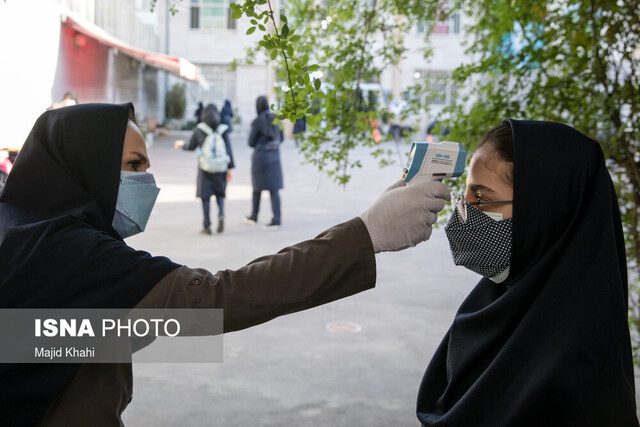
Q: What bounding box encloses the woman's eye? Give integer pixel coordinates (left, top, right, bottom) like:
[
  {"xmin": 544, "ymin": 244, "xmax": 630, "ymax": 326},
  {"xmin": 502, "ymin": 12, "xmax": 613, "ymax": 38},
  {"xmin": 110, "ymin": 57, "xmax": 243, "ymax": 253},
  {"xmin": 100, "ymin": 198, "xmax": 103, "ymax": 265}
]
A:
[{"xmin": 127, "ymin": 160, "xmax": 140, "ymax": 171}]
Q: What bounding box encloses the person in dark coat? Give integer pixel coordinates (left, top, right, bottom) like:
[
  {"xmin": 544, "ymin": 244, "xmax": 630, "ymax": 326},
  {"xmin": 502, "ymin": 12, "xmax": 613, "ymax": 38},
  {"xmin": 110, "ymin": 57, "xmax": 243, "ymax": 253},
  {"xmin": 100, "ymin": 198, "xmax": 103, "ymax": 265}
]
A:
[
  {"xmin": 176, "ymin": 103, "xmax": 234, "ymax": 234},
  {"xmin": 194, "ymin": 101, "xmax": 204, "ymax": 124},
  {"xmin": 244, "ymin": 95, "xmax": 284, "ymax": 229},
  {"xmin": 293, "ymin": 116, "xmax": 306, "ymax": 147},
  {"xmin": 220, "ymin": 99, "xmax": 234, "ymax": 133},
  {"xmin": 416, "ymin": 120, "xmax": 638, "ymax": 425}
]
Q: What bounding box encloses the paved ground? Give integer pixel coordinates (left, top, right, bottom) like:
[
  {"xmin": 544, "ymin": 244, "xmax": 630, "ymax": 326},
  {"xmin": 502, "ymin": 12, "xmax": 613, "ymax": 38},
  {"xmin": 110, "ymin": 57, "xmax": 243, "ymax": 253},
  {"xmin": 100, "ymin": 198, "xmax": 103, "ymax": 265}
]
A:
[
  {"xmin": 120, "ymin": 130, "xmax": 477, "ymax": 426},
  {"xmin": 120, "ymin": 131, "xmax": 639, "ymax": 426}
]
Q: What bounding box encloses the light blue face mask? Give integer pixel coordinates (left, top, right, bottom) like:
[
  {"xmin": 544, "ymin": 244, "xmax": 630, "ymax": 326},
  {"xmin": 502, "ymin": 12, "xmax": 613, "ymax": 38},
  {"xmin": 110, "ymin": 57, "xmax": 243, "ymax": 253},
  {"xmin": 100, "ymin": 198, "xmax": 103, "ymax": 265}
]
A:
[{"xmin": 112, "ymin": 171, "xmax": 160, "ymax": 239}]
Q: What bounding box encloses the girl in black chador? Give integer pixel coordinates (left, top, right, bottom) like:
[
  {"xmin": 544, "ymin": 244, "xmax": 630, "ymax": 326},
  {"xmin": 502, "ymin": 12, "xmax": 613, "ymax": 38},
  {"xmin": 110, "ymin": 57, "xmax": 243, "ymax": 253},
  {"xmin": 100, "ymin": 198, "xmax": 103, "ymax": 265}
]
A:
[{"xmin": 417, "ymin": 120, "xmax": 638, "ymax": 426}]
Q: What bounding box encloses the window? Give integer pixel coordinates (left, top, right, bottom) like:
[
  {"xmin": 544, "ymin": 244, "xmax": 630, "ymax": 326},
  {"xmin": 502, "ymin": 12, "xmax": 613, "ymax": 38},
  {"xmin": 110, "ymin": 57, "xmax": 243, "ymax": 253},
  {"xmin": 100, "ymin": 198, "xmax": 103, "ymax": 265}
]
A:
[
  {"xmin": 188, "ymin": 64, "xmax": 236, "ymax": 106},
  {"xmin": 416, "ymin": 5, "xmax": 461, "ymax": 35},
  {"xmin": 190, "ymin": 0, "xmax": 235, "ymax": 30},
  {"xmin": 451, "ymin": 11, "xmax": 460, "ymax": 34},
  {"xmin": 415, "ymin": 69, "xmax": 456, "ymax": 106},
  {"xmin": 227, "ymin": 4, "xmax": 236, "ymax": 30},
  {"xmin": 190, "ymin": 6, "xmax": 200, "ymax": 29}
]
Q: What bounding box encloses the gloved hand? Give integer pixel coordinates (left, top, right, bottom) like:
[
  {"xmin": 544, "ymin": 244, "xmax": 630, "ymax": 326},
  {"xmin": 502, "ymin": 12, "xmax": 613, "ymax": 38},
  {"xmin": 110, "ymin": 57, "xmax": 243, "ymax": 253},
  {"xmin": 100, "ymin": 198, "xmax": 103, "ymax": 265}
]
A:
[{"xmin": 358, "ymin": 178, "xmax": 451, "ymax": 253}]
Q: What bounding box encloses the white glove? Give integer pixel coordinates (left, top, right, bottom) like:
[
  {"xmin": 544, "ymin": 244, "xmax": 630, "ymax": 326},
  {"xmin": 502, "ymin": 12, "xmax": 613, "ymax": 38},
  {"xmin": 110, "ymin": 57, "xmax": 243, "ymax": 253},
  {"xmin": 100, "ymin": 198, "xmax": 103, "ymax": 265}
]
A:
[{"xmin": 358, "ymin": 178, "xmax": 451, "ymax": 253}]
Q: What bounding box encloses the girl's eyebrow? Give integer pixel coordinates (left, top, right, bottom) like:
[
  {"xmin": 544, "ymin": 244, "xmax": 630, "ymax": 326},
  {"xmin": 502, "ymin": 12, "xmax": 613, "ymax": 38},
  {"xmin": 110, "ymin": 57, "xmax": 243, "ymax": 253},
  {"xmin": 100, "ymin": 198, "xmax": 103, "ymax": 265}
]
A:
[{"xmin": 468, "ymin": 183, "xmax": 498, "ymax": 196}]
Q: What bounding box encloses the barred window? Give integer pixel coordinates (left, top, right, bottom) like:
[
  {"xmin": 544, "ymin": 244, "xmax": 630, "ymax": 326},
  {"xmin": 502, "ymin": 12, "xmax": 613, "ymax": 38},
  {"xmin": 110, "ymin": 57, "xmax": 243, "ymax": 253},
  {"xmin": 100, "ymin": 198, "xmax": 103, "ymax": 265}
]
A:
[
  {"xmin": 415, "ymin": 69, "xmax": 456, "ymax": 106},
  {"xmin": 416, "ymin": 6, "xmax": 461, "ymax": 35},
  {"xmin": 188, "ymin": 64, "xmax": 236, "ymax": 106}
]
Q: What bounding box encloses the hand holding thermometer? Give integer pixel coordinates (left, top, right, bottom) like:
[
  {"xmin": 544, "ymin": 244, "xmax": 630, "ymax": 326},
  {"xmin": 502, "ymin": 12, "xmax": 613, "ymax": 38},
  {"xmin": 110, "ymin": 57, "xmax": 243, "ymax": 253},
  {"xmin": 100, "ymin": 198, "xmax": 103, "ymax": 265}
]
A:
[{"xmin": 401, "ymin": 141, "xmax": 467, "ymax": 183}]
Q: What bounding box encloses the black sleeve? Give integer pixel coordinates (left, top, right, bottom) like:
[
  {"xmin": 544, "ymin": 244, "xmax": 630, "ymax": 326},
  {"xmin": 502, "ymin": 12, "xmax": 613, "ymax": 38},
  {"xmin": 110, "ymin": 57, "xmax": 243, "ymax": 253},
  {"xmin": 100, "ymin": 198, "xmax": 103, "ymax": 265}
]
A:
[
  {"xmin": 248, "ymin": 120, "xmax": 259, "ymax": 148},
  {"xmin": 183, "ymin": 129, "xmax": 204, "ymax": 151},
  {"xmin": 223, "ymin": 131, "xmax": 235, "ymax": 169}
]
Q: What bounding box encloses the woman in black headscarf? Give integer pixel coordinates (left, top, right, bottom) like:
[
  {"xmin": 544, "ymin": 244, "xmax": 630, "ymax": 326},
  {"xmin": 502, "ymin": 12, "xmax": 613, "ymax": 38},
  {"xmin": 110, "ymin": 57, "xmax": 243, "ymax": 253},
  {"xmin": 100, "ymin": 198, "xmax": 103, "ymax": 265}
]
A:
[
  {"xmin": 0, "ymin": 103, "xmax": 450, "ymax": 424},
  {"xmin": 221, "ymin": 99, "xmax": 234, "ymax": 132},
  {"xmin": 244, "ymin": 95, "xmax": 284, "ymax": 230},
  {"xmin": 417, "ymin": 120, "xmax": 638, "ymax": 425},
  {"xmin": 194, "ymin": 101, "xmax": 204, "ymax": 124}
]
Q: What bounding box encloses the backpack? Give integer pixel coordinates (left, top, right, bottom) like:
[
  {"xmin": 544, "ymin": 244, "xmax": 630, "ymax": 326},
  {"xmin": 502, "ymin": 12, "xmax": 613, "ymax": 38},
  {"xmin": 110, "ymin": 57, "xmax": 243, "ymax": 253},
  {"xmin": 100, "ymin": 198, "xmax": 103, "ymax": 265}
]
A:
[{"xmin": 196, "ymin": 123, "xmax": 230, "ymax": 173}]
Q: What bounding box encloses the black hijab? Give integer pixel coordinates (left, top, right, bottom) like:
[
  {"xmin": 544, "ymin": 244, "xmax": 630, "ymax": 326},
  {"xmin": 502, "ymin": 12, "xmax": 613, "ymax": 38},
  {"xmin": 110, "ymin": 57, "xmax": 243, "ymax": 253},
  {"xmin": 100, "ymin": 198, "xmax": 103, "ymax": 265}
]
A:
[
  {"xmin": 0, "ymin": 103, "xmax": 179, "ymax": 424},
  {"xmin": 252, "ymin": 96, "xmax": 279, "ymax": 141},
  {"xmin": 202, "ymin": 103, "xmax": 221, "ymax": 130},
  {"xmin": 417, "ymin": 119, "xmax": 637, "ymax": 425},
  {"xmin": 256, "ymin": 95, "xmax": 269, "ymax": 115}
]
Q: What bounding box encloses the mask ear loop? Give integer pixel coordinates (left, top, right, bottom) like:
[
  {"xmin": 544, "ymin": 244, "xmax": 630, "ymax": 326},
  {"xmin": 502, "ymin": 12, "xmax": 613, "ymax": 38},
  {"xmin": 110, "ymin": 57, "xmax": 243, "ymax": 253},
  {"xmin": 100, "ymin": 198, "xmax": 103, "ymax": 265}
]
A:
[{"xmin": 453, "ymin": 193, "xmax": 468, "ymax": 223}]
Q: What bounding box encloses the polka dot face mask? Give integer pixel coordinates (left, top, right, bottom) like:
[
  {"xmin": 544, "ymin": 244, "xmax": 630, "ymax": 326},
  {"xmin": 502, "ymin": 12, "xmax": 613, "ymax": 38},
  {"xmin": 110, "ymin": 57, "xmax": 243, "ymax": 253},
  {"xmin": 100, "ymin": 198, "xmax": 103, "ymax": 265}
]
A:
[{"xmin": 444, "ymin": 197, "xmax": 512, "ymax": 282}]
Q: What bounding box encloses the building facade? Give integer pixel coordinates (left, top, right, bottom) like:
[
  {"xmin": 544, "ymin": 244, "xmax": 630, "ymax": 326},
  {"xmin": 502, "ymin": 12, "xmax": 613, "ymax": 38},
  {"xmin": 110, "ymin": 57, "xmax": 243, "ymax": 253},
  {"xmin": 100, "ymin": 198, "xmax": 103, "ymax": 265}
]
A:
[
  {"xmin": 0, "ymin": 0, "xmax": 468, "ymax": 144},
  {"xmin": 164, "ymin": 1, "xmax": 469, "ymax": 134}
]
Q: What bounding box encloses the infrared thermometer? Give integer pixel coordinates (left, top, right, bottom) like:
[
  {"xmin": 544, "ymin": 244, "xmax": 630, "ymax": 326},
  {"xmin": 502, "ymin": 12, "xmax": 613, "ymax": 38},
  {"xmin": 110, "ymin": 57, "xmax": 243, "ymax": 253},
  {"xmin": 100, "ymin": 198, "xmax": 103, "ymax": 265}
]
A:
[{"xmin": 401, "ymin": 141, "xmax": 467, "ymax": 183}]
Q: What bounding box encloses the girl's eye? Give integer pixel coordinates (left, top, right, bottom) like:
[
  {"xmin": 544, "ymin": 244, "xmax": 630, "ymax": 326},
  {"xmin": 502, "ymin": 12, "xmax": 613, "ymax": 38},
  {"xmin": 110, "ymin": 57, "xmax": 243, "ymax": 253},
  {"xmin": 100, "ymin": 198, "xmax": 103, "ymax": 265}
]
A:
[{"xmin": 476, "ymin": 195, "xmax": 491, "ymax": 205}]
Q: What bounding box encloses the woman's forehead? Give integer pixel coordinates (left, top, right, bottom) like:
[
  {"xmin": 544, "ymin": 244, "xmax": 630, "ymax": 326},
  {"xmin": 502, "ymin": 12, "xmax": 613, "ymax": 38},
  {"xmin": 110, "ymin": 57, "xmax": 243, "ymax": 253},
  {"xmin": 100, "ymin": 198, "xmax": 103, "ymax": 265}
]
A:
[{"xmin": 124, "ymin": 121, "xmax": 146, "ymax": 149}]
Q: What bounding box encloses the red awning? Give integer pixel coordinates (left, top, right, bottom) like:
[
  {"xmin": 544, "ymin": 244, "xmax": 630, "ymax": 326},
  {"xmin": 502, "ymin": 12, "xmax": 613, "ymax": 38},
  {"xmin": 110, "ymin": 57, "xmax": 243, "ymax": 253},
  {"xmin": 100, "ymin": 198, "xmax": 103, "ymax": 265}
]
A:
[{"xmin": 61, "ymin": 14, "xmax": 209, "ymax": 89}]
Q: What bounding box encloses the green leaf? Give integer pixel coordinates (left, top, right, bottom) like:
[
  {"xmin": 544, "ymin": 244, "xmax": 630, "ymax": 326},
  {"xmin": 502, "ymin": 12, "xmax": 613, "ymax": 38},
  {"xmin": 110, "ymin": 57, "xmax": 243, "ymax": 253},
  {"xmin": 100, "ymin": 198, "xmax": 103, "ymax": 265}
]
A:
[
  {"xmin": 230, "ymin": 6, "xmax": 242, "ymax": 19},
  {"xmin": 246, "ymin": 26, "xmax": 256, "ymax": 35},
  {"xmin": 270, "ymin": 50, "xmax": 278, "ymax": 60},
  {"xmin": 281, "ymin": 24, "xmax": 290, "ymax": 38},
  {"xmin": 314, "ymin": 79, "xmax": 321, "ymax": 90}
]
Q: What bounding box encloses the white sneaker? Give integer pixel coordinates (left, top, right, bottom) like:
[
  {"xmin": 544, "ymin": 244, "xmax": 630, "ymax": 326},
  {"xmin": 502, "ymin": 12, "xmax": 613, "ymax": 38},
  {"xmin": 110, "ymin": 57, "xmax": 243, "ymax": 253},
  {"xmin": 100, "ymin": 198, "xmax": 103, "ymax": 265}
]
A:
[{"xmin": 242, "ymin": 217, "xmax": 257, "ymax": 226}]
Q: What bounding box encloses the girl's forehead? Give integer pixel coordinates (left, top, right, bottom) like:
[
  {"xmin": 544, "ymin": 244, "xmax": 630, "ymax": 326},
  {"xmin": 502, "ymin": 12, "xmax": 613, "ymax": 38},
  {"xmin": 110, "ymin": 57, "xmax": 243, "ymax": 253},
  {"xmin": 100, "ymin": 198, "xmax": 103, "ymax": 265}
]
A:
[{"xmin": 471, "ymin": 146, "xmax": 513, "ymax": 183}]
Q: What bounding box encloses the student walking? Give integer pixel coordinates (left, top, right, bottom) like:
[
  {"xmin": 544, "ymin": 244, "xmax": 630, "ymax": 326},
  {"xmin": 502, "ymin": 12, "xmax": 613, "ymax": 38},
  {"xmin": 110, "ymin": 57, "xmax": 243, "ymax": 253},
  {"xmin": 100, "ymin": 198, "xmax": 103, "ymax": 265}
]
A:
[{"xmin": 176, "ymin": 104, "xmax": 234, "ymax": 234}]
